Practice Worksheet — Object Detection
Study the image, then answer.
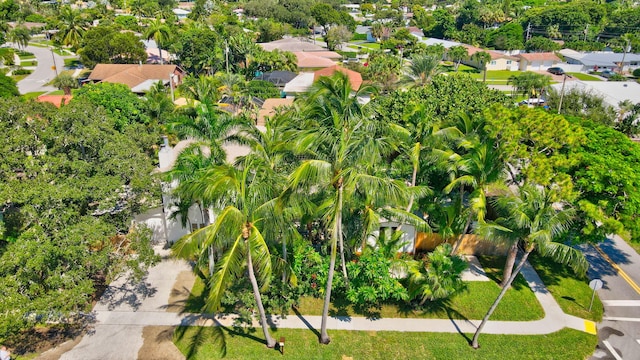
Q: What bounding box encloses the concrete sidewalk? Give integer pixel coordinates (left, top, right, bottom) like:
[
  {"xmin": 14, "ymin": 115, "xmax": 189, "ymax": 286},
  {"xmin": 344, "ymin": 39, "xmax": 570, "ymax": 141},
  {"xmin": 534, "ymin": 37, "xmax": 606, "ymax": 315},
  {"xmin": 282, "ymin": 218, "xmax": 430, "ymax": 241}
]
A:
[{"xmin": 52, "ymin": 249, "xmax": 596, "ymax": 360}]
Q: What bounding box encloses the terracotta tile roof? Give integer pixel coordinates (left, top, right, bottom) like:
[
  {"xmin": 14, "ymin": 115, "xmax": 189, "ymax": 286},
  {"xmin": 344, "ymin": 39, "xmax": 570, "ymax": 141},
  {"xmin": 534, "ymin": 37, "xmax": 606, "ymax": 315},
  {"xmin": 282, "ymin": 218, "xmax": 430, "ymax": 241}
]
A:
[
  {"xmin": 516, "ymin": 52, "xmax": 561, "ymax": 62},
  {"xmin": 294, "ymin": 52, "xmax": 337, "ymax": 68},
  {"xmin": 88, "ymin": 64, "xmax": 184, "ymax": 90},
  {"xmin": 36, "ymin": 95, "xmax": 72, "ymax": 108},
  {"xmin": 257, "ymin": 98, "xmax": 294, "ymax": 126},
  {"xmin": 463, "ymin": 45, "xmax": 518, "ymax": 61},
  {"xmin": 314, "ymin": 65, "xmax": 363, "ymax": 91}
]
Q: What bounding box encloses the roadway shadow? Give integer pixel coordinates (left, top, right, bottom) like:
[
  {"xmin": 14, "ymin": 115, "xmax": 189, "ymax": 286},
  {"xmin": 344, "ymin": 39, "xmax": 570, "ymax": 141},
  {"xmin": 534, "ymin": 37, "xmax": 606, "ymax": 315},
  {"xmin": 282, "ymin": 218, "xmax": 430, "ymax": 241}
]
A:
[
  {"xmin": 599, "ymin": 238, "xmax": 632, "ymax": 265},
  {"xmin": 97, "ymin": 275, "xmax": 158, "ymax": 311}
]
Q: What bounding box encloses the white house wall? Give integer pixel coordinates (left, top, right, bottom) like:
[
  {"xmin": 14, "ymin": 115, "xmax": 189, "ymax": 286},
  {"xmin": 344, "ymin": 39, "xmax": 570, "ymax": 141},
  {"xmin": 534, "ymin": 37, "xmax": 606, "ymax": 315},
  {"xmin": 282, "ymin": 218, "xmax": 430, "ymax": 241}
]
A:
[{"xmin": 364, "ymin": 221, "xmax": 417, "ymax": 253}]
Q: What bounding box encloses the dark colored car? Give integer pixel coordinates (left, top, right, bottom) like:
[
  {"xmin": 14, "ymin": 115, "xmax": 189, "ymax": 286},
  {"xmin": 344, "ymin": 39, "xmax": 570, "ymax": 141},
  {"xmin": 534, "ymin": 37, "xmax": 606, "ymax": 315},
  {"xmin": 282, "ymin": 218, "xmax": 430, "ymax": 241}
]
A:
[
  {"xmin": 547, "ymin": 67, "xmax": 565, "ymax": 75},
  {"xmin": 600, "ymin": 70, "xmax": 615, "ymax": 78}
]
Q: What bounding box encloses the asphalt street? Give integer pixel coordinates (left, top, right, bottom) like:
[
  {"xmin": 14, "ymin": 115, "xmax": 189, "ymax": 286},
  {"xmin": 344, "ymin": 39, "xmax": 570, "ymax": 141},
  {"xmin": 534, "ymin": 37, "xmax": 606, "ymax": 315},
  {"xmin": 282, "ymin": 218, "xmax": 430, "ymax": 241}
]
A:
[
  {"xmin": 10, "ymin": 44, "xmax": 65, "ymax": 94},
  {"xmin": 585, "ymin": 236, "xmax": 640, "ymax": 360}
]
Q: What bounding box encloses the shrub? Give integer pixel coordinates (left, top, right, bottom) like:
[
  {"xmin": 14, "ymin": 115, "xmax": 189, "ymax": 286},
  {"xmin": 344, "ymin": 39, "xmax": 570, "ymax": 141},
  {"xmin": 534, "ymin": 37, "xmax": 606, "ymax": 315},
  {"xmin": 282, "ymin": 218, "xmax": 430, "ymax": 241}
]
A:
[
  {"xmin": 351, "ymin": 33, "xmax": 368, "ymax": 41},
  {"xmin": 247, "ymin": 80, "xmax": 280, "ymax": 99},
  {"xmin": 12, "ymin": 68, "xmax": 32, "ymax": 75},
  {"xmin": 633, "ymin": 68, "xmax": 640, "ymax": 78}
]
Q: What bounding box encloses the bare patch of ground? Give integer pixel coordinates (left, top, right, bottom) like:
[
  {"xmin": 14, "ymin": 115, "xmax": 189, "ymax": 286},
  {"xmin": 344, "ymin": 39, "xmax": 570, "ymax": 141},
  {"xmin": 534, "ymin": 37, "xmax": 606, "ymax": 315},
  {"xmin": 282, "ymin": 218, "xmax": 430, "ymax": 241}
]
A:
[
  {"xmin": 138, "ymin": 326, "xmax": 185, "ymax": 360},
  {"xmin": 166, "ymin": 271, "xmax": 195, "ymax": 313},
  {"xmin": 34, "ymin": 336, "xmax": 82, "ymax": 360}
]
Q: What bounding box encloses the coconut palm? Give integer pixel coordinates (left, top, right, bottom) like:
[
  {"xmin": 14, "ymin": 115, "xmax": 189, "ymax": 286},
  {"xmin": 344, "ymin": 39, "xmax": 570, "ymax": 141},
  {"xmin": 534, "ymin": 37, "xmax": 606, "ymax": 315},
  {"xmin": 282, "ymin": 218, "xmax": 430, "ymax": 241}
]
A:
[
  {"xmin": 284, "ymin": 72, "xmax": 409, "ymax": 344},
  {"xmin": 471, "ymin": 51, "xmax": 492, "ymax": 83},
  {"xmin": 172, "ymin": 158, "xmax": 279, "ymax": 348},
  {"xmin": 56, "ymin": 6, "xmax": 88, "ymax": 49},
  {"xmin": 145, "ymin": 18, "xmax": 171, "ymax": 65},
  {"xmin": 447, "ymin": 45, "xmax": 468, "ymax": 72},
  {"xmin": 471, "ymin": 184, "xmax": 588, "ymax": 349},
  {"xmin": 8, "ymin": 25, "xmax": 30, "ymax": 50},
  {"xmin": 371, "ymin": 22, "xmax": 384, "ymax": 42},
  {"xmin": 179, "ymin": 75, "xmax": 220, "ymax": 103},
  {"xmin": 399, "ymin": 54, "xmax": 443, "ymax": 88},
  {"xmin": 52, "ymin": 73, "xmax": 78, "ymax": 96}
]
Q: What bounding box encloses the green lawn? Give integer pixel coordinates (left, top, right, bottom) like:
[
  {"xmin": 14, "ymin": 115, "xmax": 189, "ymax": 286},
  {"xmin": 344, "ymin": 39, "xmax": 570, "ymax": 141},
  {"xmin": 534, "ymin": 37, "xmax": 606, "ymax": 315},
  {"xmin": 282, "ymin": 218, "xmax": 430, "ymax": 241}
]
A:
[
  {"xmin": 64, "ymin": 58, "xmax": 82, "ymax": 68},
  {"xmin": 568, "ymin": 72, "xmax": 601, "ymax": 81},
  {"xmin": 173, "ymin": 327, "xmax": 597, "ymax": 360},
  {"xmin": 18, "ymin": 54, "xmax": 36, "ymax": 60},
  {"xmin": 22, "ymin": 91, "xmax": 46, "ymax": 100},
  {"xmin": 12, "ymin": 74, "xmax": 29, "ymax": 81},
  {"xmin": 20, "ymin": 60, "xmax": 37, "ymax": 67},
  {"xmin": 358, "ymin": 43, "xmax": 380, "ymax": 50},
  {"xmin": 529, "ymin": 254, "xmax": 603, "ymax": 322}
]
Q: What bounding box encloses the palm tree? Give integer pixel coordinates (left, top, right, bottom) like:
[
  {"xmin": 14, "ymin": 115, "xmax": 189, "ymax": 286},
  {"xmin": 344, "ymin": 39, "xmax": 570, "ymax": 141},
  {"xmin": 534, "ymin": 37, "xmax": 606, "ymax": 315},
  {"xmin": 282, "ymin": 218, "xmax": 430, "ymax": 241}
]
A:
[
  {"xmin": 399, "ymin": 54, "xmax": 443, "ymax": 88},
  {"xmin": 52, "ymin": 73, "xmax": 78, "ymax": 96},
  {"xmin": 179, "ymin": 75, "xmax": 220, "ymax": 103},
  {"xmin": 508, "ymin": 72, "xmax": 551, "ymax": 100},
  {"xmin": 471, "ymin": 184, "xmax": 588, "ymax": 349},
  {"xmin": 56, "ymin": 6, "xmax": 88, "ymax": 49},
  {"xmin": 285, "ymin": 72, "xmax": 408, "ymax": 344},
  {"xmin": 447, "ymin": 45, "xmax": 468, "ymax": 72},
  {"xmin": 8, "ymin": 25, "xmax": 30, "ymax": 50},
  {"xmin": 145, "ymin": 18, "xmax": 171, "ymax": 65},
  {"xmin": 471, "ymin": 51, "xmax": 492, "ymax": 83},
  {"xmin": 371, "ymin": 22, "xmax": 384, "ymax": 42},
  {"xmin": 172, "ymin": 158, "xmax": 279, "ymax": 348}
]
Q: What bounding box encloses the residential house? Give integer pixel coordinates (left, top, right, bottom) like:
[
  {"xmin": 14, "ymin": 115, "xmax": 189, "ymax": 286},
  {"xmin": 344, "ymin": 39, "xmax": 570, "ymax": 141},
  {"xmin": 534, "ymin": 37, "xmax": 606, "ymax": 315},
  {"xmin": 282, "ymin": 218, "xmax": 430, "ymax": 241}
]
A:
[
  {"xmin": 257, "ymin": 98, "xmax": 294, "ymax": 127},
  {"xmin": 314, "ymin": 65, "xmax": 363, "ymax": 91},
  {"xmin": 87, "ymin": 64, "xmax": 185, "ymax": 94},
  {"xmin": 559, "ymin": 49, "xmax": 640, "ymax": 73},
  {"xmin": 549, "ymin": 80, "xmax": 640, "ymax": 109},
  {"xmin": 259, "ymin": 38, "xmax": 341, "ymax": 69},
  {"xmin": 463, "ymin": 45, "xmax": 519, "ymax": 71},
  {"xmin": 516, "ymin": 52, "xmax": 560, "ymax": 72}
]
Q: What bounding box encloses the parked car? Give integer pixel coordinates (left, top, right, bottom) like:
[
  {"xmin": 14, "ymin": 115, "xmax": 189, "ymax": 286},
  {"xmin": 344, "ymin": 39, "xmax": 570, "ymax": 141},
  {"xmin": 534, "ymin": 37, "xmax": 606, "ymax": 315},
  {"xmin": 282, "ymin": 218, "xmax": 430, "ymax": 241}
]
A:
[
  {"xmin": 518, "ymin": 98, "xmax": 546, "ymax": 106},
  {"xmin": 547, "ymin": 67, "xmax": 565, "ymax": 75},
  {"xmin": 600, "ymin": 70, "xmax": 615, "ymax": 78}
]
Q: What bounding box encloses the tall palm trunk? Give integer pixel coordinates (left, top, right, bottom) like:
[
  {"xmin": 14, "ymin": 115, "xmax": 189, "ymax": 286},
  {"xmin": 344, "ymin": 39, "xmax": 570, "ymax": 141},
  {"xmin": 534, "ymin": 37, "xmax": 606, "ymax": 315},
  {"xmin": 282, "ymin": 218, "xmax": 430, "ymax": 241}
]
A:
[
  {"xmin": 158, "ymin": 47, "xmax": 164, "ymax": 65},
  {"xmin": 246, "ymin": 239, "xmax": 276, "ymax": 348},
  {"xmin": 282, "ymin": 237, "xmax": 287, "ymax": 283},
  {"xmin": 406, "ymin": 144, "xmax": 420, "ymax": 212},
  {"xmin": 501, "ymin": 242, "xmax": 518, "ymax": 288},
  {"xmin": 319, "ymin": 209, "xmax": 339, "ymax": 344},
  {"xmin": 472, "ymin": 246, "xmax": 533, "ymax": 348},
  {"xmin": 337, "ymin": 180, "xmax": 348, "ymax": 284},
  {"xmin": 451, "ymin": 211, "xmax": 473, "ymax": 255}
]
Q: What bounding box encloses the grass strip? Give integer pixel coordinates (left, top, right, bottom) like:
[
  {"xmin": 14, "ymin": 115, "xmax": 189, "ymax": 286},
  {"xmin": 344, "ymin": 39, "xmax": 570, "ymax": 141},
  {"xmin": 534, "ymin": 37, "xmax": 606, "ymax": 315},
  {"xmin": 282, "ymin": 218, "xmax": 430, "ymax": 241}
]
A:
[{"xmin": 174, "ymin": 327, "xmax": 596, "ymax": 360}]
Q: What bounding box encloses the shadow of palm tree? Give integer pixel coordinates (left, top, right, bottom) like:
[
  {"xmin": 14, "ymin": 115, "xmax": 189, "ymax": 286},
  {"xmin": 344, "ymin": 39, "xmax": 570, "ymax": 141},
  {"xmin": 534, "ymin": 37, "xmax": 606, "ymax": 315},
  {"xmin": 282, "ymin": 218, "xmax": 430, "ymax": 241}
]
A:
[{"xmin": 292, "ymin": 307, "xmax": 320, "ymax": 338}]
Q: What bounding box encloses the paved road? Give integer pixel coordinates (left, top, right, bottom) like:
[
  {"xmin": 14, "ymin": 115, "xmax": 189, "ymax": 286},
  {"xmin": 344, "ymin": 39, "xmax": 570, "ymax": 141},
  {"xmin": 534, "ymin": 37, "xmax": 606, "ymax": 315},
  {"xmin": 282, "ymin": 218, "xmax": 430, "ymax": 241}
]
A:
[
  {"xmin": 585, "ymin": 236, "xmax": 640, "ymax": 360},
  {"xmin": 9, "ymin": 44, "xmax": 66, "ymax": 94}
]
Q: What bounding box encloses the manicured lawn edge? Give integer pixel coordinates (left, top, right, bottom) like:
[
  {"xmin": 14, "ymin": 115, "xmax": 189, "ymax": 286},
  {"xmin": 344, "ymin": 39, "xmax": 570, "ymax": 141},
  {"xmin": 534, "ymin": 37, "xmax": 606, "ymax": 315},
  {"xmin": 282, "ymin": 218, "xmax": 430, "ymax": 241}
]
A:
[{"xmin": 173, "ymin": 327, "xmax": 597, "ymax": 360}]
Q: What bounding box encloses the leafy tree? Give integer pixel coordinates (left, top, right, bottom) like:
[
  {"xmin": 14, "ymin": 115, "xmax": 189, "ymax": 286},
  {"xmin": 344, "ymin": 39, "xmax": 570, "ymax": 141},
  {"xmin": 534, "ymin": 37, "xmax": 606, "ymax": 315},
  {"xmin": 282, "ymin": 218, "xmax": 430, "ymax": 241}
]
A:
[
  {"xmin": 371, "ymin": 22, "xmax": 384, "ymax": 42},
  {"xmin": 363, "ymin": 51, "xmax": 401, "ymax": 94},
  {"xmin": 256, "ymin": 19, "xmax": 287, "ymax": 43},
  {"xmin": 52, "ymin": 73, "xmax": 78, "ymax": 96},
  {"xmin": 487, "ymin": 22, "xmax": 523, "ymax": 50},
  {"xmin": 525, "ymin": 36, "xmax": 560, "ymax": 52},
  {"xmin": 0, "ymin": 98, "xmax": 160, "ymax": 341},
  {"xmin": 345, "ymin": 250, "xmax": 408, "ymax": 310},
  {"xmin": 172, "ymin": 25, "xmax": 220, "ymax": 75},
  {"xmin": 75, "ymin": 82, "xmax": 150, "ymax": 130},
  {"xmin": 144, "ymin": 18, "xmax": 170, "ymax": 65},
  {"xmin": 565, "ymin": 118, "xmax": 640, "ymax": 243},
  {"xmin": 78, "ymin": 26, "xmax": 147, "ymax": 68},
  {"xmin": 0, "ymin": 73, "xmax": 18, "ymax": 97},
  {"xmin": 426, "ymin": 8, "xmax": 455, "ymax": 39},
  {"xmin": 325, "ymin": 25, "xmax": 351, "ymax": 51},
  {"xmin": 471, "ymin": 184, "xmax": 587, "ymax": 348}
]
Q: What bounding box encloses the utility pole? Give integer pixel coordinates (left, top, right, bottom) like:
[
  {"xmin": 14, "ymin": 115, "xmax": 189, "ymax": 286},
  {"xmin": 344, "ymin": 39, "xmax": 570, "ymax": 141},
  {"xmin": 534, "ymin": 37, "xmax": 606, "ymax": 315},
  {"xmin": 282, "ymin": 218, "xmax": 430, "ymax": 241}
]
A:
[
  {"xmin": 225, "ymin": 40, "xmax": 229, "ymax": 73},
  {"xmin": 50, "ymin": 48, "xmax": 58, "ymax": 77},
  {"xmin": 557, "ymin": 73, "xmax": 572, "ymax": 114},
  {"xmin": 584, "ymin": 24, "xmax": 589, "ymax": 42}
]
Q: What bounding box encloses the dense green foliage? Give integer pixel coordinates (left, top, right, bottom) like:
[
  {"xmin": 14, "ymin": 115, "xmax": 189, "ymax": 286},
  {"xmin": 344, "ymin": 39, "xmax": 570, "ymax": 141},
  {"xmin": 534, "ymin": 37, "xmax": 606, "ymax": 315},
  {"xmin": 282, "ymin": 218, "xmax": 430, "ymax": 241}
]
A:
[{"xmin": 0, "ymin": 99, "xmax": 160, "ymax": 341}]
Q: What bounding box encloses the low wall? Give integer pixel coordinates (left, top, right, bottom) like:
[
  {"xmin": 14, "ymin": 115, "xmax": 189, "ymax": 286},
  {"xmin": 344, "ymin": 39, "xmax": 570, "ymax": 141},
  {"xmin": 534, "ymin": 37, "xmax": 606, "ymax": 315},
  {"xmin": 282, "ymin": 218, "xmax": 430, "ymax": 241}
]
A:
[{"xmin": 415, "ymin": 233, "xmax": 510, "ymax": 256}]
